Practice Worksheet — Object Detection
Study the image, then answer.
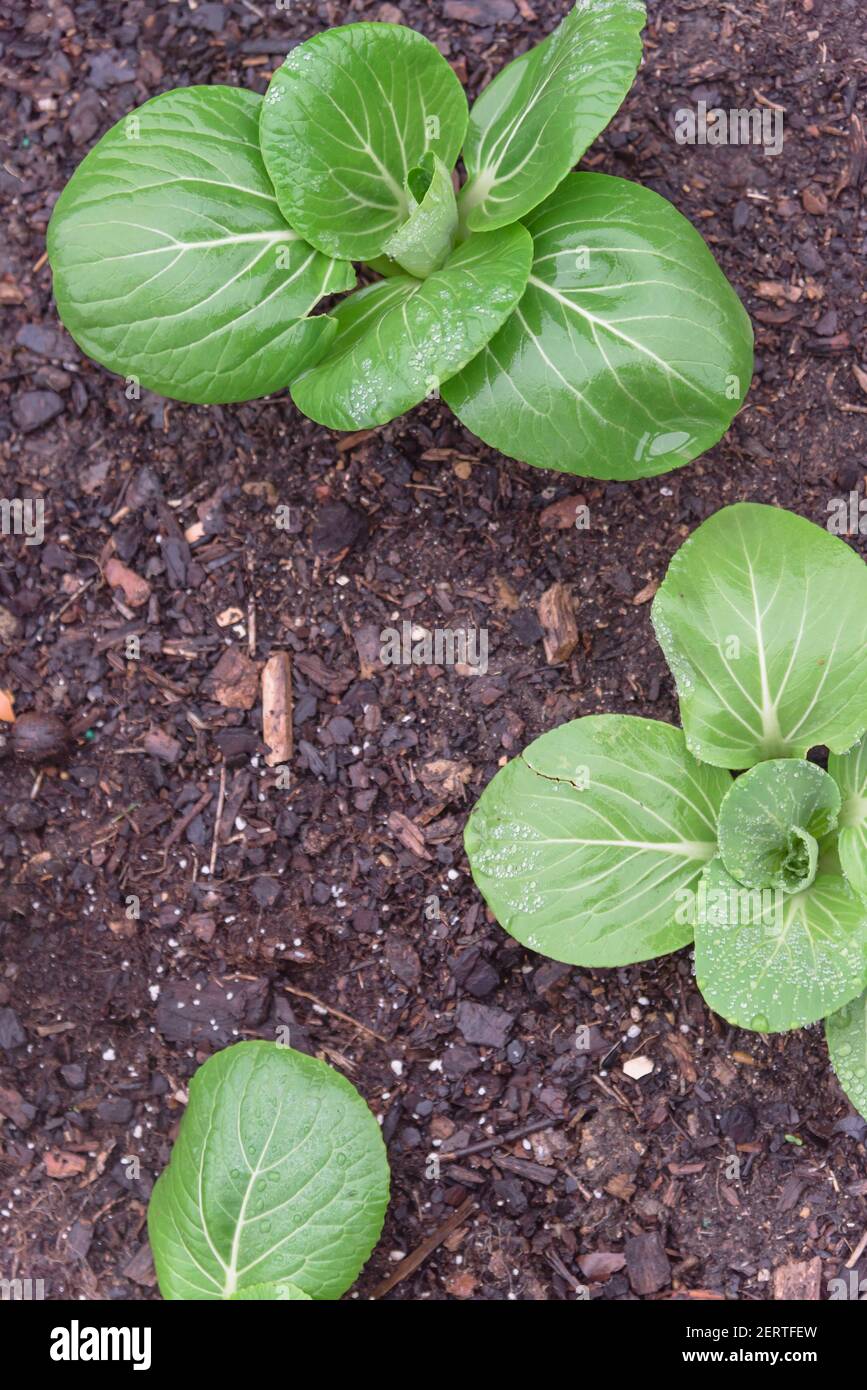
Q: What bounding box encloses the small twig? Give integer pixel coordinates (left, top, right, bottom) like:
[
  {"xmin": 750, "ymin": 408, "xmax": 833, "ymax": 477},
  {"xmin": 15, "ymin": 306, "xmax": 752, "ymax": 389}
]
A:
[
  {"xmin": 752, "ymin": 88, "xmax": 786, "ymax": 113},
  {"xmin": 165, "ymin": 789, "xmax": 214, "ymax": 850},
  {"xmin": 246, "ymin": 551, "xmax": 257, "ymax": 659},
  {"xmin": 282, "ymin": 983, "xmax": 387, "ymax": 1044},
  {"xmin": 598, "ymin": 1036, "xmax": 625, "ymax": 1070},
  {"xmin": 370, "ymin": 1198, "xmax": 476, "ymax": 1300},
  {"xmin": 440, "ymin": 1117, "xmax": 561, "ymax": 1162},
  {"xmin": 547, "ymin": 1249, "xmax": 585, "ymax": 1296},
  {"xmin": 591, "ymin": 1072, "xmax": 641, "ymax": 1122},
  {"xmin": 209, "ymin": 764, "xmax": 227, "ymax": 875},
  {"xmin": 846, "ymin": 1227, "xmax": 867, "ymax": 1269},
  {"xmin": 92, "ymin": 803, "xmax": 141, "ymax": 846},
  {"xmin": 51, "ymin": 576, "xmax": 96, "ymax": 622}
]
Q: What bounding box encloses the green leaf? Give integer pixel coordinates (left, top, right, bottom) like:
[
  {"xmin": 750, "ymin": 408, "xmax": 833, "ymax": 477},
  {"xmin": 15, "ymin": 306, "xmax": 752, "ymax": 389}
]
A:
[
  {"xmin": 694, "ymin": 857, "xmax": 867, "ymax": 1032},
  {"xmin": 228, "ymin": 1281, "xmax": 311, "ymax": 1300},
  {"xmin": 463, "ymin": 715, "xmax": 731, "ymax": 967},
  {"xmin": 460, "ymin": 0, "xmax": 645, "ymax": 233},
  {"xmin": 652, "ymin": 504, "xmax": 867, "ymax": 769},
  {"xmin": 291, "ymin": 224, "xmax": 532, "ymax": 430},
  {"xmin": 363, "ymin": 255, "xmax": 405, "ymax": 279},
  {"xmin": 826, "ymin": 988, "xmax": 867, "ymax": 1121},
  {"xmin": 147, "ymin": 1042, "xmax": 389, "ymax": 1301},
  {"xmin": 260, "ymin": 23, "xmax": 468, "ymax": 262},
  {"xmin": 442, "ymin": 173, "xmax": 753, "ymax": 479},
  {"xmin": 716, "ymin": 759, "xmax": 840, "ymax": 893},
  {"xmin": 382, "ymin": 154, "xmax": 458, "ymax": 279},
  {"xmin": 47, "ymin": 86, "xmax": 354, "ymax": 405},
  {"xmin": 828, "ymin": 734, "xmax": 867, "ymax": 897}
]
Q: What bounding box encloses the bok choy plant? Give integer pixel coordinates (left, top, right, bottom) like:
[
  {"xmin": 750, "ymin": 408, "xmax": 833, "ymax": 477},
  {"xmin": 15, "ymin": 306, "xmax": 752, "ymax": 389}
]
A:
[
  {"xmin": 464, "ymin": 504, "xmax": 867, "ymax": 1121},
  {"xmin": 147, "ymin": 1041, "xmax": 389, "ymax": 1300},
  {"xmin": 46, "ymin": 1, "xmax": 753, "ymax": 481}
]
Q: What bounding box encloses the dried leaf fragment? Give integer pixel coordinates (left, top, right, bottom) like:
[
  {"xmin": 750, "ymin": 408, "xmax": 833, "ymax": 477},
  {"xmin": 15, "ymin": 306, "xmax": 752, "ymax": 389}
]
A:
[{"xmin": 538, "ymin": 581, "xmax": 578, "ymax": 665}]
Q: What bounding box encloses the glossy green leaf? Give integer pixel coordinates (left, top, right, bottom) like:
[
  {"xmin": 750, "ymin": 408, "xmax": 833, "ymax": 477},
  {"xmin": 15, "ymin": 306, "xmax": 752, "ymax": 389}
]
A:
[
  {"xmin": 363, "ymin": 254, "xmax": 405, "ymax": 279},
  {"xmin": 652, "ymin": 504, "xmax": 867, "ymax": 769},
  {"xmin": 229, "ymin": 1281, "xmax": 311, "ymax": 1300},
  {"xmin": 828, "ymin": 734, "xmax": 867, "ymax": 897},
  {"xmin": 147, "ymin": 1042, "xmax": 389, "ymax": 1301},
  {"xmin": 260, "ymin": 23, "xmax": 467, "ymax": 262},
  {"xmin": 442, "ymin": 174, "xmax": 753, "ymax": 479},
  {"xmin": 460, "ymin": 0, "xmax": 645, "ymax": 233},
  {"xmin": 382, "ymin": 154, "xmax": 458, "ymax": 279},
  {"xmin": 717, "ymin": 759, "xmax": 840, "ymax": 893},
  {"xmin": 291, "ymin": 224, "xmax": 532, "ymax": 430},
  {"xmin": 826, "ymin": 988, "xmax": 867, "ymax": 1121},
  {"xmin": 694, "ymin": 857, "xmax": 867, "ymax": 1032},
  {"xmin": 464, "ymin": 715, "xmax": 731, "ymax": 967},
  {"xmin": 47, "ymin": 87, "xmax": 354, "ymax": 404}
]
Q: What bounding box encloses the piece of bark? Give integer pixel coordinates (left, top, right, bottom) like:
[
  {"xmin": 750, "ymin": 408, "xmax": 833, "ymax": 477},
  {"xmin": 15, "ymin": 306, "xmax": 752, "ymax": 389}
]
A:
[
  {"xmin": 385, "ymin": 935, "xmax": 421, "ymax": 989},
  {"xmin": 387, "ymin": 810, "xmax": 432, "ymax": 861},
  {"xmin": 632, "ymin": 578, "xmax": 659, "ymax": 605},
  {"xmin": 262, "ymin": 651, "xmax": 293, "ymax": 767},
  {"xmin": 189, "ymin": 913, "xmax": 216, "ymax": 943},
  {"xmin": 0, "ymin": 1084, "xmax": 35, "ymax": 1130},
  {"xmin": 143, "ymin": 727, "xmax": 182, "ymax": 764},
  {"xmin": 495, "ymin": 1154, "xmax": 558, "ymax": 1186},
  {"xmin": 108, "ymin": 917, "xmax": 137, "ymax": 938},
  {"xmin": 419, "ymin": 758, "xmax": 473, "ymax": 799},
  {"xmin": 539, "ymin": 494, "xmax": 586, "ymax": 529},
  {"xmin": 207, "ymin": 645, "xmax": 260, "ymax": 710},
  {"xmin": 578, "ymin": 1251, "xmax": 627, "ymax": 1283},
  {"xmin": 124, "ymin": 1243, "xmax": 157, "ymax": 1287},
  {"xmin": 538, "ymin": 582, "xmax": 578, "ymax": 664},
  {"xmin": 625, "ymin": 1231, "xmax": 672, "ymax": 1294},
  {"xmin": 294, "ymin": 650, "xmax": 354, "ymax": 694},
  {"xmin": 44, "ymin": 1150, "xmax": 88, "ymax": 1178},
  {"xmin": 104, "ymin": 557, "xmax": 151, "ymax": 608},
  {"xmin": 772, "ymin": 1257, "xmax": 823, "ymax": 1301},
  {"xmin": 353, "ymin": 623, "xmax": 382, "ymax": 678}
]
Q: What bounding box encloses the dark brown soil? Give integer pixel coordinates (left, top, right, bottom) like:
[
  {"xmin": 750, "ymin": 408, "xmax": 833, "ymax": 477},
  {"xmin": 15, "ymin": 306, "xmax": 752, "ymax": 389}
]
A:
[{"xmin": 1, "ymin": 0, "xmax": 866, "ymax": 1303}]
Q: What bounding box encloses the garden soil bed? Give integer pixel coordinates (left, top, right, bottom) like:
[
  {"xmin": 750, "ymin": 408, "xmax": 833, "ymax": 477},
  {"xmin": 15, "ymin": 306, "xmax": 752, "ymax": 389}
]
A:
[{"xmin": 1, "ymin": 0, "xmax": 866, "ymax": 1302}]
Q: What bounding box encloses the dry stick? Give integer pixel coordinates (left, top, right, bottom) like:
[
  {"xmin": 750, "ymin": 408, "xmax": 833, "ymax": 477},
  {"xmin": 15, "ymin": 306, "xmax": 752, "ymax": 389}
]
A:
[
  {"xmin": 209, "ymin": 764, "xmax": 227, "ymax": 876},
  {"xmin": 52, "ymin": 576, "xmax": 96, "ymax": 623},
  {"xmin": 261, "ymin": 651, "xmax": 293, "ymax": 766},
  {"xmin": 370, "ymin": 1198, "xmax": 476, "ymax": 1300},
  {"xmin": 91, "ymin": 803, "xmax": 141, "ymax": 847},
  {"xmin": 591, "ymin": 1071, "xmax": 641, "ymax": 1123},
  {"xmin": 547, "ymin": 1248, "xmax": 585, "ymax": 1296},
  {"xmin": 165, "ymin": 789, "xmax": 214, "ymax": 850},
  {"xmin": 282, "ymin": 983, "xmax": 388, "ymax": 1044},
  {"xmin": 246, "ymin": 551, "xmax": 257, "ymax": 659},
  {"xmin": 439, "ymin": 1117, "xmax": 561, "ymax": 1162},
  {"xmin": 845, "ymin": 1227, "xmax": 867, "ymax": 1270}
]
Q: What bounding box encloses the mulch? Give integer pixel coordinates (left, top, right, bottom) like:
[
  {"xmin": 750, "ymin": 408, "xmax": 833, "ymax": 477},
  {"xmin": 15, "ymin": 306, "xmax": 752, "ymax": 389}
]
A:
[{"xmin": 0, "ymin": 0, "xmax": 865, "ymax": 1301}]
